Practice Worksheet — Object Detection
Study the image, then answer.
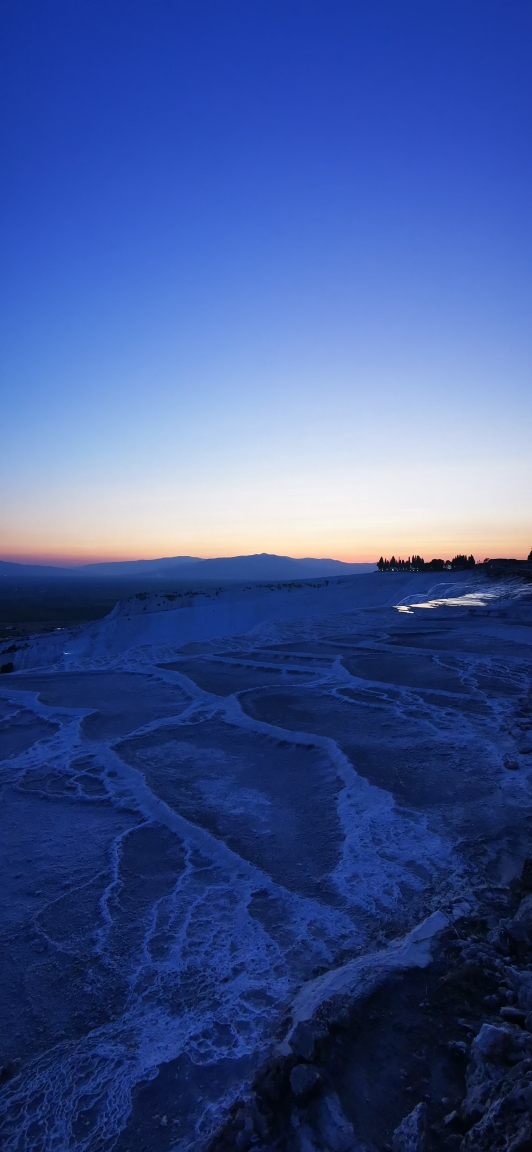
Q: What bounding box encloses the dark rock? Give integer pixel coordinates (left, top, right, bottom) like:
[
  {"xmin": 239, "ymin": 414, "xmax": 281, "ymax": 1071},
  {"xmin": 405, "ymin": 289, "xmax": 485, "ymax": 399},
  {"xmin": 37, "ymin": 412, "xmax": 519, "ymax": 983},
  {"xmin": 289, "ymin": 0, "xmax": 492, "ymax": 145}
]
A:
[
  {"xmin": 462, "ymin": 1022, "xmax": 532, "ymax": 1131},
  {"xmin": 487, "ymin": 926, "xmax": 507, "ymax": 951},
  {"xmin": 442, "ymin": 1136, "xmax": 462, "ymax": 1150},
  {"xmin": 290, "ymin": 1064, "xmax": 322, "ymax": 1099},
  {"xmin": 290, "ymin": 1021, "xmax": 319, "ymax": 1062},
  {"xmin": 461, "ymin": 1025, "xmax": 514, "ymax": 1123},
  {"xmin": 461, "ymin": 1079, "xmax": 532, "ymax": 1151},
  {"xmin": 504, "ymin": 759, "xmax": 519, "ymax": 770},
  {"xmin": 521, "ymin": 858, "xmax": 532, "ymax": 893},
  {"xmin": 392, "ymin": 1102, "xmax": 428, "ymax": 1152},
  {"xmin": 253, "ymin": 1057, "xmax": 288, "ymax": 1104},
  {"xmin": 506, "ymin": 895, "xmax": 532, "ymax": 948},
  {"xmin": 476, "ymin": 1022, "xmax": 532, "ymax": 1063},
  {"xmin": 507, "ymin": 968, "xmax": 532, "ymax": 1014},
  {"xmin": 314, "ymin": 1091, "xmax": 357, "ymax": 1151},
  {"xmin": 0, "ymin": 661, "xmax": 14, "ymax": 674},
  {"xmin": 249, "ymin": 1104, "xmax": 270, "ymax": 1143},
  {"xmin": 500, "ymin": 1006, "xmax": 527, "ymax": 1025},
  {"xmin": 234, "ymin": 1107, "xmax": 247, "ymax": 1130},
  {"xmin": 233, "ymin": 1108, "xmax": 256, "ymax": 1150},
  {"xmin": 202, "ymin": 881, "xmax": 532, "ymax": 1152},
  {"xmin": 296, "ymin": 1122, "xmax": 323, "ymax": 1152}
]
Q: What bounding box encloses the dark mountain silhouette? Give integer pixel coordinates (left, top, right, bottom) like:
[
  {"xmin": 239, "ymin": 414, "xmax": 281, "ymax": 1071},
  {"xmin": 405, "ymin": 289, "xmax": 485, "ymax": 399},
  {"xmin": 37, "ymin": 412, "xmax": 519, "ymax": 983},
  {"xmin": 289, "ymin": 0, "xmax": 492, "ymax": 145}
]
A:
[{"xmin": 0, "ymin": 553, "xmax": 375, "ymax": 582}]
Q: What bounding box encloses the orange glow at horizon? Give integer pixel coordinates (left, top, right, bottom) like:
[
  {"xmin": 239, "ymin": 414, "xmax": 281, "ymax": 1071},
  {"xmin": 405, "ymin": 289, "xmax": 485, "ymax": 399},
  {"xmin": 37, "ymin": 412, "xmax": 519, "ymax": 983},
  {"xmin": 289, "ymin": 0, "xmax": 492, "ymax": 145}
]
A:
[
  {"xmin": 1, "ymin": 532, "xmax": 530, "ymax": 568},
  {"xmin": 1, "ymin": 458, "xmax": 530, "ymax": 569}
]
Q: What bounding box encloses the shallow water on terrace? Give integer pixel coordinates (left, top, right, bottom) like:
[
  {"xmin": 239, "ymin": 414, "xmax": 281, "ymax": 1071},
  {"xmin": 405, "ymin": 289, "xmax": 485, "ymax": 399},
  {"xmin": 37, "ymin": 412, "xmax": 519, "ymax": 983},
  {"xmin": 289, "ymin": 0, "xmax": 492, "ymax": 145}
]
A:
[
  {"xmin": 0, "ymin": 709, "xmax": 60, "ymax": 758},
  {"xmin": 0, "ymin": 576, "xmax": 530, "ymax": 1151},
  {"xmin": 394, "ymin": 576, "xmax": 532, "ymax": 613},
  {"xmin": 116, "ymin": 720, "xmax": 343, "ymax": 900},
  {"xmin": 158, "ymin": 658, "xmax": 315, "ymax": 696}
]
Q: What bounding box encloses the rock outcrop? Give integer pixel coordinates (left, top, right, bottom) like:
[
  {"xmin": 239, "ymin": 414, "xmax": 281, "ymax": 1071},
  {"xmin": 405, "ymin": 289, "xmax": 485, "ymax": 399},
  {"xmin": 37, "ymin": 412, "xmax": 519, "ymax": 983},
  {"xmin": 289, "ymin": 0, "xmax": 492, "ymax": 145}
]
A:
[{"xmin": 202, "ymin": 861, "xmax": 532, "ymax": 1152}]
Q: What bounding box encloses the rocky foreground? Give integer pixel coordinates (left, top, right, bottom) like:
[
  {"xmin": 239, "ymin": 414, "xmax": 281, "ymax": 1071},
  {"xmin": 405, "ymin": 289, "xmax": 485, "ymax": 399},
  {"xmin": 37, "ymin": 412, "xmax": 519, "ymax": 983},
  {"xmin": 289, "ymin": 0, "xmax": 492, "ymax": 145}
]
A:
[{"xmin": 202, "ymin": 861, "xmax": 532, "ymax": 1152}]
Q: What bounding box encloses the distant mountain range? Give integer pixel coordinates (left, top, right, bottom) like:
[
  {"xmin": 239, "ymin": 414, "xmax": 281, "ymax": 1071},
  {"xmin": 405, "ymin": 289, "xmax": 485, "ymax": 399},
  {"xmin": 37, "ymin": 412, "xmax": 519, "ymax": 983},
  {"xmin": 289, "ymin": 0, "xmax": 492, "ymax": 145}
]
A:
[{"xmin": 0, "ymin": 553, "xmax": 376, "ymax": 582}]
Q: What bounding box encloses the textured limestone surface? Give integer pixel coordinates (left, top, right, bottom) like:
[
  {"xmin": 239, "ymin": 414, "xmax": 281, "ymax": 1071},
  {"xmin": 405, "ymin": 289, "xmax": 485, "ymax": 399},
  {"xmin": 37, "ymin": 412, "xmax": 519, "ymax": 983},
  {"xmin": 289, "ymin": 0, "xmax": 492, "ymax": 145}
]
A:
[{"xmin": 0, "ymin": 571, "xmax": 530, "ymax": 1151}]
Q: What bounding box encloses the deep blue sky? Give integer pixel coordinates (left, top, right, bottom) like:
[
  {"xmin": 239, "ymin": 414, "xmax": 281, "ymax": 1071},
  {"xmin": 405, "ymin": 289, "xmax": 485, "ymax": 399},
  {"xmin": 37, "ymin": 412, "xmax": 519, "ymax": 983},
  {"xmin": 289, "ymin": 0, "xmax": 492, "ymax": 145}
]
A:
[{"xmin": 1, "ymin": 1, "xmax": 531, "ymax": 562}]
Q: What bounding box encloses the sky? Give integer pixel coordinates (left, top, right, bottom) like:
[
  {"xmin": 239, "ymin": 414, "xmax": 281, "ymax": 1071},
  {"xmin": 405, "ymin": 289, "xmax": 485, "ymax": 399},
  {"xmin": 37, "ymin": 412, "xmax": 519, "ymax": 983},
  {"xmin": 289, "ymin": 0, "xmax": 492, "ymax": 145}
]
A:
[{"xmin": 1, "ymin": 0, "xmax": 531, "ymax": 564}]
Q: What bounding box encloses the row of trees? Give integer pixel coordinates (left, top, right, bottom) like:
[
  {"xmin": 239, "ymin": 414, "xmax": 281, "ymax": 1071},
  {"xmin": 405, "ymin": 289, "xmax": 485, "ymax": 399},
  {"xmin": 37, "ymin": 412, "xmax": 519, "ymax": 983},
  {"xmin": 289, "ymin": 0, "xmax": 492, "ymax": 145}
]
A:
[{"xmin": 377, "ymin": 555, "xmax": 476, "ymax": 572}]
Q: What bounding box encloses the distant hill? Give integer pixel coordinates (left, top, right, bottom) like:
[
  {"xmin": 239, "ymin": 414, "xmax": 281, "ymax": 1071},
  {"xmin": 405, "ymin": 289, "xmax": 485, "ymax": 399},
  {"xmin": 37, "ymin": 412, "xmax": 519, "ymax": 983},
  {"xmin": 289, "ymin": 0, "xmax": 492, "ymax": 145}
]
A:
[
  {"xmin": 170, "ymin": 554, "xmax": 375, "ymax": 580},
  {"xmin": 0, "ymin": 553, "xmax": 375, "ymax": 581}
]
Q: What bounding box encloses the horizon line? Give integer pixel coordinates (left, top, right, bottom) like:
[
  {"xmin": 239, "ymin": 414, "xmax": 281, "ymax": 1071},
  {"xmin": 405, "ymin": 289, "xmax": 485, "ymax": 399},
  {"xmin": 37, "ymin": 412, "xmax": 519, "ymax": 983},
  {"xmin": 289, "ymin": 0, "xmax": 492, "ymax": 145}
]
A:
[
  {"xmin": 1, "ymin": 547, "xmax": 530, "ymax": 569},
  {"xmin": 0, "ymin": 550, "xmax": 377, "ymax": 569}
]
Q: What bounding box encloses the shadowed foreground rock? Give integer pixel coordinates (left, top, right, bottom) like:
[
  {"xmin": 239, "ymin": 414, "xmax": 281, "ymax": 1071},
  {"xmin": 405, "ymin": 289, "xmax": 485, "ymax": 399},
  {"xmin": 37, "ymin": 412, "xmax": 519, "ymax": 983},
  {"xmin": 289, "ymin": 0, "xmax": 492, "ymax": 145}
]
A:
[
  {"xmin": 289, "ymin": 1065, "xmax": 322, "ymax": 1100},
  {"xmin": 460, "ymin": 1019, "xmax": 532, "ymax": 1151},
  {"xmin": 392, "ymin": 1102, "xmax": 428, "ymax": 1152},
  {"xmin": 202, "ymin": 861, "xmax": 532, "ymax": 1152}
]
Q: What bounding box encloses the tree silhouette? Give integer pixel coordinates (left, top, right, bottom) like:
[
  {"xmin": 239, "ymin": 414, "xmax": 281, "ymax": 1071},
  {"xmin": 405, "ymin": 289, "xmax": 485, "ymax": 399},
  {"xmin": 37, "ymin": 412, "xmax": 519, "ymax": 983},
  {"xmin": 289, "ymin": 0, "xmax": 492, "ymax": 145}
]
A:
[{"xmin": 376, "ymin": 552, "xmax": 477, "ymax": 572}]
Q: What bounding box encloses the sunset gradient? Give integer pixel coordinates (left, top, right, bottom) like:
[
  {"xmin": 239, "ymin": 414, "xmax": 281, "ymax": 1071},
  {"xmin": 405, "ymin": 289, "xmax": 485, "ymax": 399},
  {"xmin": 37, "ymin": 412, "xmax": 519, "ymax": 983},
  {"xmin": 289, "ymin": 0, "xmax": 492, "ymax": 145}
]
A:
[{"xmin": 1, "ymin": 1, "xmax": 531, "ymax": 565}]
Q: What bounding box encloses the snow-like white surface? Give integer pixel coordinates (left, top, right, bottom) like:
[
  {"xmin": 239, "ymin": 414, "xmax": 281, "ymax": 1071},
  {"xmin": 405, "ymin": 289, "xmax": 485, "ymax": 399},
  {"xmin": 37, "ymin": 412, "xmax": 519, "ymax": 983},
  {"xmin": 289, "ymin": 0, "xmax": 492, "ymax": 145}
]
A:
[
  {"xmin": 0, "ymin": 570, "xmax": 531, "ymax": 1150},
  {"xmin": 16, "ymin": 570, "xmax": 492, "ymax": 668}
]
